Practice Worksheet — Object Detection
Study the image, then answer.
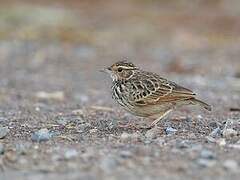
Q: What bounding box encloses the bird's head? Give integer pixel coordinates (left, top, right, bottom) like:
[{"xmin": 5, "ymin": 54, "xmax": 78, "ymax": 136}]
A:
[{"xmin": 101, "ymin": 61, "xmax": 138, "ymax": 81}]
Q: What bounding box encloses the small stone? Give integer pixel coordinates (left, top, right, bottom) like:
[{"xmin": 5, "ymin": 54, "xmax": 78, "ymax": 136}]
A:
[
  {"xmin": 120, "ymin": 132, "xmax": 141, "ymax": 143},
  {"xmin": 0, "ymin": 126, "xmax": 9, "ymax": 139},
  {"xmin": 223, "ymin": 159, "xmax": 239, "ymax": 172},
  {"xmin": 145, "ymin": 126, "xmax": 159, "ymax": 140},
  {"xmin": 0, "ymin": 143, "xmax": 4, "ymax": 154},
  {"xmin": 216, "ymin": 138, "xmax": 226, "ymax": 147},
  {"xmin": 200, "ymin": 149, "xmax": 215, "ymax": 159},
  {"xmin": 120, "ymin": 132, "xmax": 131, "ymax": 141},
  {"xmin": 64, "ymin": 149, "xmax": 78, "ymax": 160},
  {"xmin": 165, "ymin": 127, "xmax": 177, "ymax": 135},
  {"xmin": 209, "ymin": 127, "xmax": 221, "ymax": 138},
  {"xmin": 222, "ymin": 129, "xmax": 238, "ymax": 139},
  {"xmin": 31, "ymin": 128, "xmax": 52, "ymax": 142}
]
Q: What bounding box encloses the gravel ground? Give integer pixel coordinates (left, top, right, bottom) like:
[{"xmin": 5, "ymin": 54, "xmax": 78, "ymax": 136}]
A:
[{"xmin": 0, "ymin": 1, "xmax": 239, "ymax": 180}]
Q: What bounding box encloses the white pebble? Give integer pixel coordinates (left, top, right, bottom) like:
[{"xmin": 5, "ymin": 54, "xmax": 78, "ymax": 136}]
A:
[{"xmin": 222, "ymin": 129, "xmax": 237, "ymax": 139}]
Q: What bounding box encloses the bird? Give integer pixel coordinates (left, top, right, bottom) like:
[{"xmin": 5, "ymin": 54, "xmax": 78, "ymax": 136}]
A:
[{"xmin": 101, "ymin": 61, "xmax": 211, "ymax": 128}]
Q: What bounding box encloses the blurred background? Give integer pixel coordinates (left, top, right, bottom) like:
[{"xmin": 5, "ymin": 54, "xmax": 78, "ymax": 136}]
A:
[{"xmin": 0, "ymin": 0, "xmax": 240, "ymax": 108}]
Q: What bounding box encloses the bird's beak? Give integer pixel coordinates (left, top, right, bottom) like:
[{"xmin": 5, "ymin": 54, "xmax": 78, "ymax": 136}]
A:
[{"xmin": 100, "ymin": 67, "xmax": 111, "ymax": 73}]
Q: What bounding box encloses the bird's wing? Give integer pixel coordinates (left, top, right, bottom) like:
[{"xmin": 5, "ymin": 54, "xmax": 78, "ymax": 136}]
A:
[{"xmin": 129, "ymin": 73, "xmax": 195, "ymax": 106}]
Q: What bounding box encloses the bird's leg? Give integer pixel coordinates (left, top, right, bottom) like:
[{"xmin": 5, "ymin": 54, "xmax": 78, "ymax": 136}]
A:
[{"xmin": 149, "ymin": 109, "xmax": 172, "ymax": 128}]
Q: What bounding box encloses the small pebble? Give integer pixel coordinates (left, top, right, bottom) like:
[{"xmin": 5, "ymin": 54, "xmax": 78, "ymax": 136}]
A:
[
  {"xmin": 120, "ymin": 132, "xmax": 141, "ymax": 143},
  {"xmin": 216, "ymin": 138, "xmax": 226, "ymax": 147},
  {"xmin": 64, "ymin": 149, "xmax": 78, "ymax": 160},
  {"xmin": 0, "ymin": 126, "xmax": 9, "ymax": 139},
  {"xmin": 209, "ymin": 127, "xmax": 221, "ymax": 137},
  {"xmin": 120, "ymin": 132, "xmax": 131, "ymax": 142},
  {"xmin": 0, "ymin": 143, "xmax": 4, "ymax": 154},
  {"xmin": 223, "ymin": 159, "xmax": 239, "ymax": 172},
  {"xmin": 222, "ymin": 128, "xmax": 237, "ymax": 139},
  {"xmin": 200, "ymin": 149, "xmax": 215, "ymax": 159},
  {"xmin": 165, "ymin": 127, "xmax": 177, "ymax": 135},
  {"xmin": 31, "ymin": 128, "xmax": 53, "ymax": 142}
]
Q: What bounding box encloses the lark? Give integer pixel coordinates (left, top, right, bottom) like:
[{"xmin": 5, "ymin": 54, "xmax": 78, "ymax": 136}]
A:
[{"xmin": 101, "ymin": 61, "xmax": 211, "ymax": 128}]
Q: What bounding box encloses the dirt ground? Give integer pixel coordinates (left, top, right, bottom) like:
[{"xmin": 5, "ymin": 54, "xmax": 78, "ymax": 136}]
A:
[{"xmin": 0, "ymin": 0, "xmax": 239, "ymax": 180}]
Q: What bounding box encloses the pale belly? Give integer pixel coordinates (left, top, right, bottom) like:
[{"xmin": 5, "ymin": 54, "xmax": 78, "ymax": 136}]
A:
[{"xmin": 121, "ymin": 102, "xmax": 174, "ymax": 118}]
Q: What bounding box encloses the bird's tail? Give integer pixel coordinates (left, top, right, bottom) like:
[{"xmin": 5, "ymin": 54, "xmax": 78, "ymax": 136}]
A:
[{"xmin": 190, "ymin": 98, "xmax": 212, "ymax": 111}]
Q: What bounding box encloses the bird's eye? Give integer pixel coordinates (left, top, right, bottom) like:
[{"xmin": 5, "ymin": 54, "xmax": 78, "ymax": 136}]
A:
[{"xmin": 118, "ymin": 67, "xmax": 123, "ymax": 72}]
